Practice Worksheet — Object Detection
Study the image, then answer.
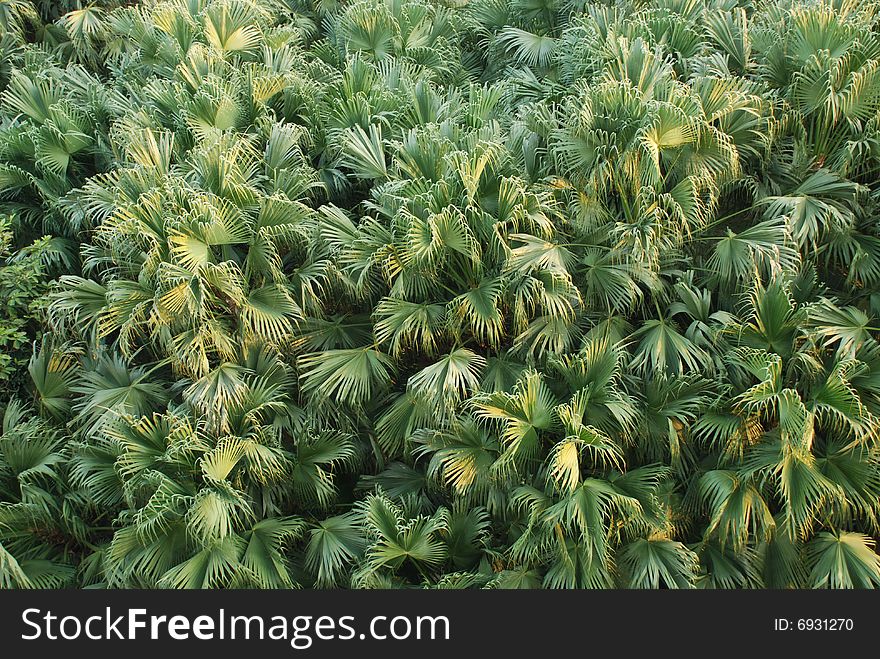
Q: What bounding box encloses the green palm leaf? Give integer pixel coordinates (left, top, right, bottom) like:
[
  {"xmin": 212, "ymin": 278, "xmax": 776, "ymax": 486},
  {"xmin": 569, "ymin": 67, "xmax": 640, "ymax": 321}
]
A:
[
  {"xmin": 806, "ymin": 531, "xmax": 880, "ymax": 589},
  {"xmin": 299, "ymin": 347, "xmax": 395, "ymax": 407}
]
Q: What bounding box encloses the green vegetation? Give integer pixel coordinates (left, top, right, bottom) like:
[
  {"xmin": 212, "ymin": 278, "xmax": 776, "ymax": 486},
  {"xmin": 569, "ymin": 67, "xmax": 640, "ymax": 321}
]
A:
[{"xmin": 1, "ymin": 0, "xmax": 880, "ymax": 589}]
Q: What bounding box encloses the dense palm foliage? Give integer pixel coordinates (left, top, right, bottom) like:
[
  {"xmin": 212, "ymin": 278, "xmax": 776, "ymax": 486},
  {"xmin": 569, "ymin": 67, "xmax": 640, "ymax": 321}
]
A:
[{"xmin": 1, "ymin": 0, "xmax": 880, "ymax": 589}]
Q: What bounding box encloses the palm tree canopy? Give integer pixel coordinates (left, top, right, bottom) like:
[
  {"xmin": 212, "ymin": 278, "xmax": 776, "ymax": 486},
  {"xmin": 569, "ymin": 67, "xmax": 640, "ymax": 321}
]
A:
[{"xmin": 0, "ymin": 0, "xmax": 880, "ymax": 590}]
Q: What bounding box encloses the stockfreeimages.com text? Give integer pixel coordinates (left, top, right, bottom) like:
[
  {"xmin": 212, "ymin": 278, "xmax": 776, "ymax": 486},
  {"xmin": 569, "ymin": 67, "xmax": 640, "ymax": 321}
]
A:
[{"xmin": 21, "ymin": 608, "xmax": 451, "ymax": 649}]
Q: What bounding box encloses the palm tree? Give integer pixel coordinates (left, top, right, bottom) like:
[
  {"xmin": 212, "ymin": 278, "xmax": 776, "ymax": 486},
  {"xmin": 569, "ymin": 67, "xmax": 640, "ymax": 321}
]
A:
[{"xmin": 1, "ymin": 0, "xmax": 880, "ymax": 590}]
